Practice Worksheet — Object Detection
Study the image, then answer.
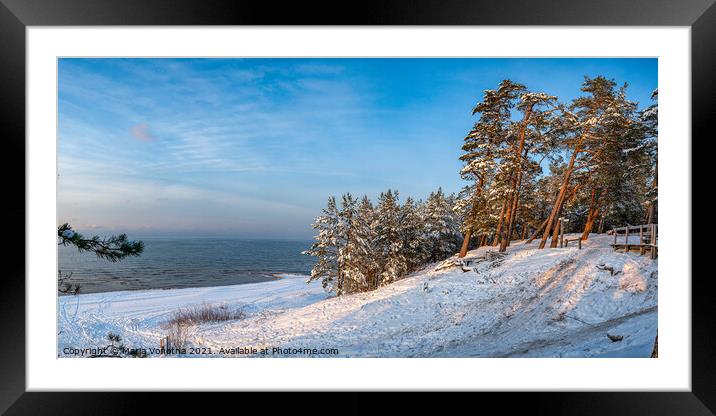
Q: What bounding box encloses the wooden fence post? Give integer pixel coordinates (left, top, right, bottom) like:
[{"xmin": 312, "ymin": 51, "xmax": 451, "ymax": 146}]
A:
[
  {"xmin": 639, "ymin": 226, "xmax": 645, "ymax": 255},
  {"xmin": 613, "ymin": 228, "xmax": 617, "ymax": 246}
]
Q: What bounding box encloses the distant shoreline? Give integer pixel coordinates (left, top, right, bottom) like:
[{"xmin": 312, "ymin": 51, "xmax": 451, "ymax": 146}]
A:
[{"xmin": 58, "ymin": 272, "xmax": 310, "ymax": 297}]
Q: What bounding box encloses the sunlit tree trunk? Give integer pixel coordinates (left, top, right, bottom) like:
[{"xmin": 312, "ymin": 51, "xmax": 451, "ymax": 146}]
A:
[
  {"xmin": 526, "ymin": 218, "xmax": 548, "ymax": 244},
  {"xmin": 581, "ymin": 188, "xmax": 603, "ymax": 240},
  {"xmin": 550, "ymin": 215, "xmax": 562, "ymax": 248},
  {"xmin": 495, "ymin": 201, "xmax": 510, "ymax": 247},
  {"xmin": 499, "ymin": 105, "xmax": 533, "ymax": 253},
  {"xmin": 458, "ymin": 228, "xmax": 472, "ymax": 258},
  {"xmin": 505, "ymin": 169, "xmax": 525, "ymax": 248},
  {"xmin": 539, "ymin": 143, "xmax": 582, "ymax": 249},
  {"xmin": 492, "ymin": 201, "xmax": 508, "ymax": 247},
  {"xmin": 498, "ymin": 202, "xmax": 513, "ymax": 251}
]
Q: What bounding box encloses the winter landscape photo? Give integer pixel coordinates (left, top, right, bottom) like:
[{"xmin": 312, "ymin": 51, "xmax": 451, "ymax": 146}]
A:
[{"xmin": 57, "ymin": 58, "xmax": 658, "ymax": 358}]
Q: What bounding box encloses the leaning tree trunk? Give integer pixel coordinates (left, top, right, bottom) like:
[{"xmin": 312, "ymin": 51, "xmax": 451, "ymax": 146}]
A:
[
  {"xmin": 581, "ymin": 206, "xmax": 600, "ymax": 241},
  {"xmin": 549, "ymin": 195, "xmax": 568, "ymax": 248},
  {"xmin": 458, "ymin": 177, "xmax": 484, "ymax": 258},
  {"xmin": 539, "ymin": 127, "xmax": 591, "ymax": 249},
  {"xmin": 581, "ymin": 188, "xmax": 603, "ymax": 241},
  {"xmin": 540, "ymin": 107, "xmax": 601, "ymax": 249},
  {"xmin": 526, "ymin": 218, "xmax": 549, "ymax": 244},
  {"xmin": 539, "ymin": 174, "xmax": 570, "ymax": 248},
  {"xmin": 493, "ymin": 201, "xmax": 508, "ymax": 247},
  {"xmin": 458, "ymin": 228, "xmax": 472, "ymax": 258},
  {"xmin": 651, "ymin": 332, "xmax": 658, "ymax": 358},
  {"xmin": 540, "ymin": 147, "xmax": 579, "ymax": 249},
  {"xmin": 550, "ymin": 218, "xmax": 562, "ymax": 248}
]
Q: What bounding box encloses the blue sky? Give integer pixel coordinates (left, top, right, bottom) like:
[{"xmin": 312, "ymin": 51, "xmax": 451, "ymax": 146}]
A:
[{"xmin": 57, "ymin": 58, "xmax": 657, "ymax": 239}]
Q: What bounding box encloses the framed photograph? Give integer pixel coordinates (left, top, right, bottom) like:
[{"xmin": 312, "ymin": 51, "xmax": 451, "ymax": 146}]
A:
[{"xmin": 2, "ymin": 0, "xmax": 711, "ymax": 413}]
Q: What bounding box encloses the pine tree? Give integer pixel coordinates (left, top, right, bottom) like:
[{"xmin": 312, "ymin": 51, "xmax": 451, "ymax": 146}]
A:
[
  {"xmin": 304, "ymin": 196, "xmax": 343, "ymax": 294},
  {"xmin": 337, "ymin": 193, "xmax": 361, "ymax": 295},
  {"xmin": 576, "ymin": 86, "xmax": 648, "ymax": 239},
  {"xmin": 498, "ymin": 91, "xmax": 557, "ymax": 252},
  {"xmin": 423, "ymin": 188, "xmax": 461, "ymax": 261},
  {"xmin": 641, "ymin": 89, "xmax": 658, "ymax": 225},
  {"xmin": 374, "ymin": 190, "xmax": 406, "ymax": 285},
  {"xmin": 352, "ymin": 196, "xmax": 380, "ymax": 291},
  {"xmin": 400, "ymin": 196, "xmax": 429, "ymax": 272},
  {"xmin": 457, "ymin": 81, "xmax": 520, "ymax": 256},
  {"xmin": 538, "ymin": 76, "xmax": 630, "ymax": 248}
]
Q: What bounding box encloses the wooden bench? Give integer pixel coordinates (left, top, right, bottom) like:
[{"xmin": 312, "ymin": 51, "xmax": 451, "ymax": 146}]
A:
[{"xmin": 564, "ymin": 238, "xmax": 582, "ymax": 249}]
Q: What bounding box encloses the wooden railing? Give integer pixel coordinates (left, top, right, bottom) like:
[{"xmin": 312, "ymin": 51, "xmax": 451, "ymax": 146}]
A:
[{"xmin": 611, "ymin": 224, "xmax": 658, "ymax": 259}]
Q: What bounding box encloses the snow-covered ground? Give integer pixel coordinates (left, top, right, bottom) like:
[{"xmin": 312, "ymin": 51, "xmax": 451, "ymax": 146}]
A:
[{"xmin": 58, "ymin": 234, "xmax": 657, "ymax": 358}]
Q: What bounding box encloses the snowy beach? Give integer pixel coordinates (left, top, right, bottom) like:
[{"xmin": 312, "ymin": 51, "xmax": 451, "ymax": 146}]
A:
[{"xmin": 58, "ymin": 234, "xmax": 657, "ymax": 358}]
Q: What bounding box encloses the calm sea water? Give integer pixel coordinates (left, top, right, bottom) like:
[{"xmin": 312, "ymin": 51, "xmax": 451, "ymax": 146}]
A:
[{"xmin": 58, "ymin": 238, "xmax": 315, "ymax": 295}]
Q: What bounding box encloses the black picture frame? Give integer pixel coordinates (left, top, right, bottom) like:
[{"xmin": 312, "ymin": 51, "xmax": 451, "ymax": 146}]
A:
[{"xmin": 1, "ymin": 0, "xmax": 711, "ymax": 413}]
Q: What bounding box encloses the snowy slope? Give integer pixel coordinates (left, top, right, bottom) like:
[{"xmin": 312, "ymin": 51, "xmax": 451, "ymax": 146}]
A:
[{"xmin": 58, "ymin": 234, "xmax": 657, "ymax": 358}]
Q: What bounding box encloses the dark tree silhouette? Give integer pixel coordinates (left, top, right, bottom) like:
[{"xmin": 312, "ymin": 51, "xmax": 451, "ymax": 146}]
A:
[
  {"xmin": 57, "ymin": 223, "xmax": 144, "ymax": 262},
  {"xmin": 57, "ymin": 223, "xmax": 144, "ymax": 295}
]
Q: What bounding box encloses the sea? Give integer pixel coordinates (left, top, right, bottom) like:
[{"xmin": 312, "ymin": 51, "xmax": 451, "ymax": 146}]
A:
[{"xmin": 57, "ymin": 238, "xmax": 316, "ymax": 295}]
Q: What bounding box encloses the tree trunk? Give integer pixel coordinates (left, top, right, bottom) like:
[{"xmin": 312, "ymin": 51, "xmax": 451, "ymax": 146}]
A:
[
  {"xmin": 597, "ymin": 216, "xmax": 605, "ymax": 234},
  {"xmin": 505, "ymin": 167, "xmax": 525, "ymax": 249},
  {"xmin": 526, "ymin": 218, "xmax": 549, "ymax": 244},
  {"xmin": 646, "ymin": 160, "xmax": 658, "ymax": 225},
  {"xmin": 538, "ymin": 114, "xmax": 597, "ymax": 250},
  {"xmin": 458, "ymin": 227, "xmax": 472, "ymax": 258},
  {"xmin": 581, "ymin": 207, "xmax": 599, "ymax": 240},
  {"xmin": 521, "ymin": 225, "xmax": 528, "ymax": 240},
  {"xmin": 645, "ymin": 203, "xmax": 654, "ymax": 225},
  {"xmin": 539, "ymin": 145, "xmax": 581, "ymax": 249},
  {"xmin": 506, "ymin": 188, "xmax": 523, "ymax": 247},
  {"xmin": 500, "ymin": 106, "xmax": 533, "ymax": 253},
  {"xmin": 539, "ymin": 106, "xmax": 597, "ymax": 249},
  {"xmin": 498, "ymin": 202, "xmax": 513, "ymax": 252},
  {"xmin": 550, "ymin": 217, "xmax": 562, "ymax": 248},
  {"xmin": 580, "ymin": 188, "xmax": 602, "ymax": 240},
  {"xmin": 650, "ymin": 332, "xmax": 658, "ymax": 358},
  {"xmin": 337, "ymin": 268, "xmax": 343, "ymax": 295},
  {"xmin": 458, "ymin": 177, "xmax": 484, "ymax": 258},
  {"xmin": 493, "ymin": 201, "xmax": 508, "ymax": 247}
]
